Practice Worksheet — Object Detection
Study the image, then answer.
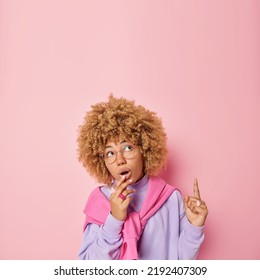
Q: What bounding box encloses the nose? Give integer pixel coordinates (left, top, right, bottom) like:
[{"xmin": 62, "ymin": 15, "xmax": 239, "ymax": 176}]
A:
[{"xmin": 116, "ymin": 151, "xmax": 126, "ymax": 165}]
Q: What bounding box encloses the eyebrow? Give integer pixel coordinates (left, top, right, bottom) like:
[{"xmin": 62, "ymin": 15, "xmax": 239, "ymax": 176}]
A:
[{"xmin": 105, "ymin": 140, "xmax": 127, "ymax": 149}]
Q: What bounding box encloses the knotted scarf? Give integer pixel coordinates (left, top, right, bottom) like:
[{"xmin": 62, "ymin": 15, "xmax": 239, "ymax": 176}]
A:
[{"xmin": 83, "ymin": 176, "xmax": 175, "ymax": 259}]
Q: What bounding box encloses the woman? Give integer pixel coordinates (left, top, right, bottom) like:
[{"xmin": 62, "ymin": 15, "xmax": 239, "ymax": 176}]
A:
[{"xmin": 77, "ymin": 95, "xmax": 208, "ymax": 259}]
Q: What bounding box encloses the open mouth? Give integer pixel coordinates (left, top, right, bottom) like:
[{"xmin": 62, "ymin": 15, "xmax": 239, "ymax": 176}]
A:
[
  {"xmin": 120, "ymin": 171, "xmax": 130, "ymax": 176},
  {"xmin": 119, "ymin": 170, "xmax": 132, "ymax": 180}
]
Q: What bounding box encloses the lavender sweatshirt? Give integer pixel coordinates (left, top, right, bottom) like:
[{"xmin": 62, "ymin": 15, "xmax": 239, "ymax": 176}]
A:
[{"xmin": 79, "ymin": 175, "xmax": 204, "ymax": 260}]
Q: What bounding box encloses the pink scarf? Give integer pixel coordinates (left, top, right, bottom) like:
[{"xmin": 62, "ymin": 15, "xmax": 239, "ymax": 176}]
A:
[{"xmin": 83, "ymin": 176, "xmax": 175, "ymax": 259}]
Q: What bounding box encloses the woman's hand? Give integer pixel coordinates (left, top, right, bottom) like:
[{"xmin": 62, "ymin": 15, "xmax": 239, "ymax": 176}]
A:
[
  {"xmin": 110, "ymin": 175, "xmax": 135, "ymax": 221},
  {"xmin": 184, "ymin": 178, "xmax": 208, "ymax": 227}
]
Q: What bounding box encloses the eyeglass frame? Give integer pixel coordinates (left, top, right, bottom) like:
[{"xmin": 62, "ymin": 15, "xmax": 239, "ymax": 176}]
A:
[{"xmin": 99, "ymin": 143, "xmax": 138, "ymax": 164}]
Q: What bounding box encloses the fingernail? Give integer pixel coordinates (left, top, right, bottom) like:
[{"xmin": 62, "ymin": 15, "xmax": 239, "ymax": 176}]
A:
[{"xmin": 129, "ymin": 179, "xmax": 133, "ymax": 183}]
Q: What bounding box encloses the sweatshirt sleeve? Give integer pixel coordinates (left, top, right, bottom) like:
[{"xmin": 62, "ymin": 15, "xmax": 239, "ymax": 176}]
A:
[
  {"xmin": 176, "ymin": 191, "xmax": 205, "ymax": 259},
  {"xmin": 78, "ymin": 213, "xmax": 124, "ymax": 260}
]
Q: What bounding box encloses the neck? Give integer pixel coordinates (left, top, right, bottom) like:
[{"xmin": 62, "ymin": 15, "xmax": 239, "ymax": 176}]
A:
[{"xmin": 128, "ymin": 174, "xmax": 148, "ymax": 189}]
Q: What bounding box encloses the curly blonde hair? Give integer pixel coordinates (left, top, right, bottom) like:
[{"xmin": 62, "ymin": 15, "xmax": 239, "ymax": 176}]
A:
[{"xmin": 77, "ymin": 94, "xmax": 168, "ymax": 184}]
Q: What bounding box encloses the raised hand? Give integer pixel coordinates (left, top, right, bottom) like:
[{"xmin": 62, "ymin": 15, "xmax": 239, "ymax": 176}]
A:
[
  {"xmin": 110, "ymin": 175, "xmax": 135, "ymax": 221},
  {"xmin": 184, "ymin": 178, "xmax": 208, "ymax": 227}
]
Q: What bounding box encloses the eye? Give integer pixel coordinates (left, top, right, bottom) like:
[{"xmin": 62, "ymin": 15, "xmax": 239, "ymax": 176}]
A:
[
  {"xmin": 105, "ymin": 151, "xmax": 114, "ymax": 158},
  {"xmin": 123, "ymin": 145, "xmax": 133, "ymax": 152}
]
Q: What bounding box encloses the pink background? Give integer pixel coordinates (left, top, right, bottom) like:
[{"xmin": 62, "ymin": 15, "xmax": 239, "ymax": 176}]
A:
[{"xmin": 1, "ymin": 0, "xmax": 259, "ymax": 259}]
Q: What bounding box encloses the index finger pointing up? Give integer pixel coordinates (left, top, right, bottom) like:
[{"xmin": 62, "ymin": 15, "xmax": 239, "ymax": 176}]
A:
[{"xmin": 194, "ymin": 178, "xmax": 201, "ymax": 199}]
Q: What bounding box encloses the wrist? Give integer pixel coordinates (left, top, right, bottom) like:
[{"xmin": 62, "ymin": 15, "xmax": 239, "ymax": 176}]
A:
[
  {"xmin": 110, "ymin": 211, "xmax": 127, "ymax": 221},
  {"xmin": 102, "ymin": 213, "xmax": 124, "ymax": 237}
]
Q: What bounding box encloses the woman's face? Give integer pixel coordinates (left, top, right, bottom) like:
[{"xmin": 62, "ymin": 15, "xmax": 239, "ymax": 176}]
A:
[{"xmin": 103, "ymin": 139, "xmax": 144, "ymax": 183}]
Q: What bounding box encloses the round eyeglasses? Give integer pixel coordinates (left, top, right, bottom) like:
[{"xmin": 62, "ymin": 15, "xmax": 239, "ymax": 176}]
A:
[{"xmin": 100, "ymin": 144, "xmax": 137, "ymax": 164}]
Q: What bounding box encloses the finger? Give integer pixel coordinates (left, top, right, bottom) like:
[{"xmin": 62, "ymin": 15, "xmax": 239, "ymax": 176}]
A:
[
  {"xmin": 121, "ymin": 195, "xmax": 133, "ymax": 207},
  {"xmin": 187, "ymin": 201, "xmax": 207, "ymax": 213},
  {"xmin": 193, "ymin": 178, "xmax": 201, "ymax": 199},
  {"xmin": 123, "ymin": 188, "xmax": 136, "ymax": 195},
  {"xmin": 110, "ymin": 176, "xmax": 127, "ymax": 197},
  {"xmin": 185, "ymin": 196, "xmax": 200, "ymax": 209},
  {"xmin": 111, "ymin": 187, "xmax": 135, "ymax": 201},
  {"xmin": 187, "ymin": 199, "xmax": 194, "ymax": 209},
  {"xmin": 185, "ymin": 196, "xmax": 200, "ymax": 208},
  {"xmin": 186, "ymin": 197, "xmax": 202, "ymax": 204},
  {"xmin": 198, "ymin": 204, "xmax": 208, "ymax": 210},
  {"xmin": 119, "ymin": 189, "xmax": 135, "ymax": 199},
  {"xmin": 113, "ymin": 175, "xmax": 127, "ymax": 191},
  {"xmin": 183, "ymin": 195, "xmax": 189, "ymax": 209},
  {"xmin": 188, "ymin": 203, "xmax": 202, "ymax": 213},
  {"xmin": 193, "ymin": 205, "xmax": 208, "ymax": 215},
  {"xmin": 113, "ymin": 175, "xmax": 129, "ymax": 192},
  {"xmin": 187, "ymin": 199, "xmax": 206, "ymax": 209},
  {"xmin": 186, "ymin": 196, "xmax": 200, "ymax": 202},
  {"xmin": 110, "ymin": 187, "xmax": 116, "ymax": 194},
  {"xmin": 115, "ymin": 178, "xmax": 133, "ymax": 196}
]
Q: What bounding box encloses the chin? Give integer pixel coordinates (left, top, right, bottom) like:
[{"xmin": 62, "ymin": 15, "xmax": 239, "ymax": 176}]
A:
[{"xmin": 135, "ymin": 173, "xmax": 145, "ymax": 183}]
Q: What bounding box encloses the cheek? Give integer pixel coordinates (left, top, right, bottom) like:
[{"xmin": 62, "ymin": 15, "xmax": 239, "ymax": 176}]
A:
[
  {"xmin": 135, "ymin": 157, "xmax": 144, "ymax": 173},
  {"xmin": 105, "ymin": 164, "xmax": 111, "ymax": 173},
  {"xmin": 104, "ymin": 163, "xmax": 114, "ymax": 176}
]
